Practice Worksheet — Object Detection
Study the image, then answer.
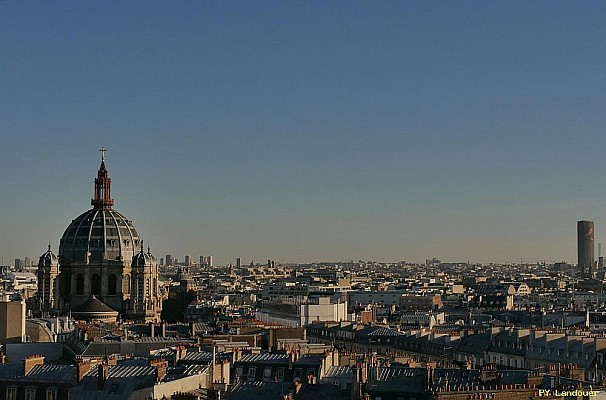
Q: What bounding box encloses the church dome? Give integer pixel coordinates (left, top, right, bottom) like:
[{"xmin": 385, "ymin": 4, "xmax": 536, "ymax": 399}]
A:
[
  {"xmin": 38, "ymin": 244, "xmax": 58, "ymax": 267},
  {"xmin": 58, "ymin": 148, "xmax": 142, "ymax": 265},
  {"xmin": 59, "ymin": 209, "xmax": 141, "ymax": 264}
]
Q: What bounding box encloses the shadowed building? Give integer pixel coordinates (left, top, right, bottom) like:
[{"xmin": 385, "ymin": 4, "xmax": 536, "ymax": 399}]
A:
[{"xmin": 578, "ymin": 220, "xmax": 595, "ymax": 277}]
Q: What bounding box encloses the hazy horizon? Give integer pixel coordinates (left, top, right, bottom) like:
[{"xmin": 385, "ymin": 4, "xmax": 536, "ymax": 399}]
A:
[{"xmin": 3, "ymin": 2, "xmax": 606, "ymax": 265}]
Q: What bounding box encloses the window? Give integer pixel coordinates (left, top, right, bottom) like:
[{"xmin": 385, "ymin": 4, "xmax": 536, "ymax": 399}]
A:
[
  {"xmin": 76, "ymin": 274, "xmax": 84, "ymax": 294},
  {"xmin": 6, "ymin": 387, "xmax": 16, "ymax": 400},
  {"xmin": 46, "ymin": 389, "xmax": 58, "ymax": 400},
  {"xmin": 263, "ymin": 367, "xmax": 272, "ymax": 381},
  {"xmin": 247, "ymin": 367, "xmax": 256, "ymax": 381},
  {"xmin": 62, "ymin": 273, "xmax": 71, "ymax": 295},
  {"xmin": 108, "ymin": 274, "xmax": 117, "ymax": 295},
  {"xmin": 25, "ymin": 388, "xmax": 36, "ymax": 400},
  {"xmin": 92, "ymin": 274, "xmax": 101, "ymax": 295},
  {"xmin": 277, "ymin": 368, "xmax": 285, "ymax": 380}
]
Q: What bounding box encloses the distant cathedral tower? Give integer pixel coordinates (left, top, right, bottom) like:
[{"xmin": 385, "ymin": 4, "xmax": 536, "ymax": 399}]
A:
[{"xmin": 44, "ymin": 148, "xmax": 162, "ymax": 322}]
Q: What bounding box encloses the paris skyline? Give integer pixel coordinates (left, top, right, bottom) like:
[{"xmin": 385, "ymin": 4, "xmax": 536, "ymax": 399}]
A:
[{"xmin": 2, "ymin": 2, "xmax": 606, "ymax": 265}]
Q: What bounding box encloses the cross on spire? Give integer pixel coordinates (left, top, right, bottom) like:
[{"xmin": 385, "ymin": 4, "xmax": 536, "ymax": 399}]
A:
[{"xmin": 100, "ymin": 146, "xmax": 107, "ymax": 162}]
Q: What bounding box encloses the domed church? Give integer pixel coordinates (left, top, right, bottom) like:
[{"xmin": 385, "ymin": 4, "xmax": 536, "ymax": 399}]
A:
[{"xmin": 37, "ymin": 148, "xmax": 162, "ymax": 322}]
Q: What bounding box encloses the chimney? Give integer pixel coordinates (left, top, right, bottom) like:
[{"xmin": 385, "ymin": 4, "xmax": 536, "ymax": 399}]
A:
[
  {"xmin": 97, "ymin": 363, "xmax": 109, "ymax": 390},
  {"xmin": 174, "ymin": 345, "xmax": 186, "ymax": 364},
  {"xmin": 23, "ymin": 355, "xmax": 44, "ymax": 375},
  {"xmin": 189, "ymin": 321, "xmax": 195, "ymax": 336},
  {"xmin": 149, "ymin": 359, "xmax": 168, "ymax": 382},
  {"xmin": 76, "ymin": 359, "xmax": 94, "ymax": 383},
  {"xmin": 149, "ymin": 322, "xmax": 155, "ymax": 337},
  {"xmin": 161, "ymin": 321, "xmax": 167, "ymax": 337}
]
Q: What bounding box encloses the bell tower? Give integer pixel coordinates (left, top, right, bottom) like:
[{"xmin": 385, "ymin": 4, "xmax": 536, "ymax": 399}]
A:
[{"xmin": 91, "ymin": 147, "xmax": 114, "ymax": 209}]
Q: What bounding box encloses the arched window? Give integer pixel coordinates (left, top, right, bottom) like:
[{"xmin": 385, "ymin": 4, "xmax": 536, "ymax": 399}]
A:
[
  {"xmin": 92, "ymin": 274, "xmax": 101, "ymax": 295},
  {"xmin": 61, "ymin": 274, "xmax": 71, "ymax": 296},
  {"xmin": 76, "ymin": 274, "xmax": 84, "ymax": 295},
  {"xmin": 108, "ymin": 274, "xmax": 117, "ymax": 295}
]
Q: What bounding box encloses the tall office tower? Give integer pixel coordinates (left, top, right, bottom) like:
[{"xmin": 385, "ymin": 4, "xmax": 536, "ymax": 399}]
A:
[
  {"xmin": 199, "ymin": 255, "xmax": 205, "ymax": 266},
  {"xmin": 24, "ymin": 257, "xmax": 31, "ymax": 269},
  {"xmin": 184, "ymin": 255, "xmax": 191, "ymax": 266},
  {"xmin": 578, "ymin": 220, "xmax": 595, "ymax": 277},
  {"xmin": 14, "ymin": 259, "xmax": 22, "ymax": 270},
  {"xmin": 165, "ymin": 255, "xmax": 173, "ymax": 266},
  {"xmin": 207, "ymin": 255, "xmax": 213, "ymax": 268},
  {"xmin": 159, "ymin": 258, "xmax": 164, "ymax": 267},
  {"xmin": 236, "ymin": 257, "xmax": 241, "ymax": 268}
]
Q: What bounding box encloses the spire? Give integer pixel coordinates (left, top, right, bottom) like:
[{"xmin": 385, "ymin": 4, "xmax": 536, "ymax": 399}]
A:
[{"xmin": 91, "ymin": 147, "xmax": 114, "ymax": 209}]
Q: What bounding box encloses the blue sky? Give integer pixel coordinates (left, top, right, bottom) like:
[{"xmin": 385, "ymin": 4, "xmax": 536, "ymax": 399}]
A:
[{"xmin": 2, "ymin": 1, "xmax": 606, "ymax": 265}]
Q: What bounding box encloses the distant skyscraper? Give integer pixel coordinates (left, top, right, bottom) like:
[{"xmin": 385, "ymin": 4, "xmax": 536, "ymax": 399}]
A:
[
  {"xmin": 207, "ymin": 255, "xmax": 212, "ymax": 268},
  {"xmin": 159, "ymin": 258, "xmax": 164, "ymax": 267},
  {"xmin": 236, "ymin": 257, "xmax": 241, "ymax": 268},
  {"xmin": 165, "ymin": 255, "xmax": 173, "ymax": 266},
  {"xmin": 578, "ymin": 220, "xmax": 595, "ymax": 277},
  {"xmin": 14, "ymin": 259, "xmax": 22, "ymax": 270},
  {"xmin": 184, "ymin": 255, "xmax": 191, "ymax": 266}
]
